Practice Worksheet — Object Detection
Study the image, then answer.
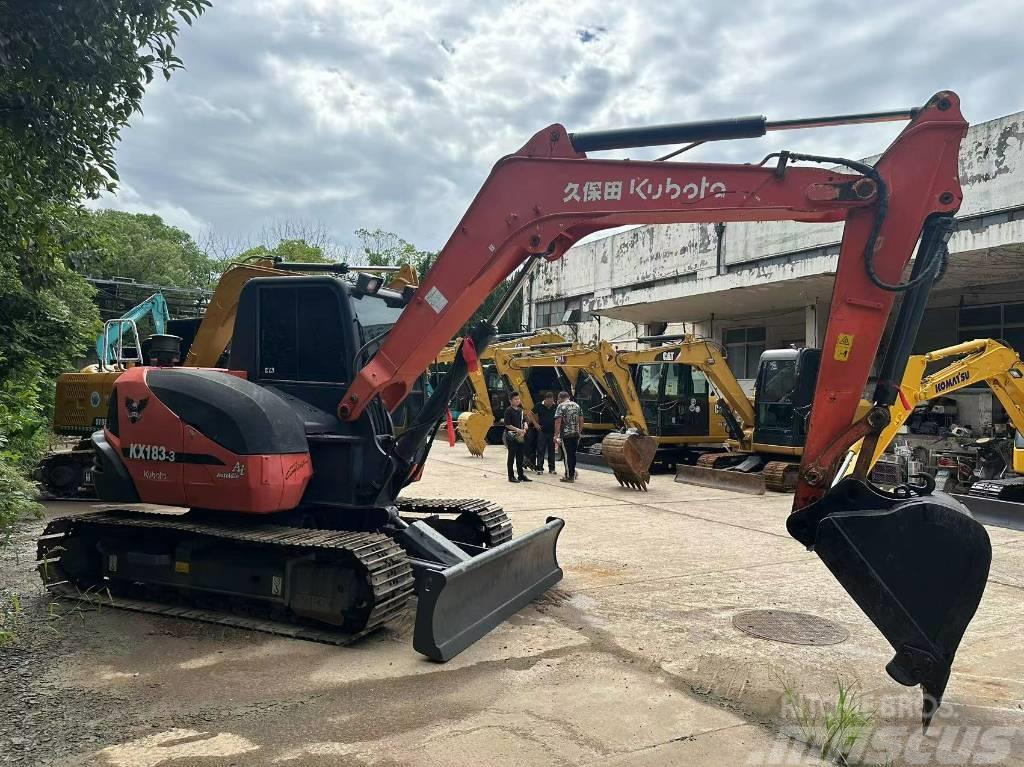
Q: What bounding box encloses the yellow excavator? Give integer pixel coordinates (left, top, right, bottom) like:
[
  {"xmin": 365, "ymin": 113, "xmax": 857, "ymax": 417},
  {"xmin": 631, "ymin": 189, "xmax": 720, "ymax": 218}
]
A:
[
  {"xmin": 495, "ymin": 339, "xmax": 618, "ymax": 443},
  {"xmin": 39, "ymin": 261, "xmax": 419, "ymax": 497},
  {"xmin": 505, "ymin": 337, "xmax": 752, "ymax": 489},
  {"xmin": 435, "ymin": 331, "xmax": 565, "ymax": 456},
  {"xmin": 839, "ymin": 338, "xmax": 1024, "ymax": 493}
]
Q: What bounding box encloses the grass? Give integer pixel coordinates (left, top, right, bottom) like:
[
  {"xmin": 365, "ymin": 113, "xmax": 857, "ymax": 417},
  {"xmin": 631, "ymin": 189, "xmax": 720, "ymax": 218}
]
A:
[
  {"xmin": 0, "ymin": 591, "xmax": 23, "ymax": 646},
  {"xmin": 781, "ymin": 675, "xmax": 891, "ymax": 766}
]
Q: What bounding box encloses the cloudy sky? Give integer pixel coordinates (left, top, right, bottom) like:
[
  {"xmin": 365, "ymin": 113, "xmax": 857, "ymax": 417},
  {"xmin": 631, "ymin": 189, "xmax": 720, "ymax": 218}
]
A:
[{"xmin": 98, "ymin": 0, "xmax": 1023, "ymax": 253}]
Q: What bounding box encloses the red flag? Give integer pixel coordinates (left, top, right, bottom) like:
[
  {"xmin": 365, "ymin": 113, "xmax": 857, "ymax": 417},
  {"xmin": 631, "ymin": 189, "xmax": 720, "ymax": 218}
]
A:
[
  {"xmin": 445, "ymin": 409, "xmax": 456, "ymax": 446},
  {"xmin": 461, "ymin": 337, "xmax": 479, "ymax": 373}
]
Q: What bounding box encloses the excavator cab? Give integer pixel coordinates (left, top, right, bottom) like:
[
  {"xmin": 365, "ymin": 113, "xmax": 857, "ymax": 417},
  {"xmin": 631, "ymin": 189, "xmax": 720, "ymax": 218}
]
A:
[
  {"xmin": 633, "ymin": 361, "xmax": 712, "ymax": 438},
  {"xmin": 752, "ymin": 348, "xmax": 820, "ymax": 448}
]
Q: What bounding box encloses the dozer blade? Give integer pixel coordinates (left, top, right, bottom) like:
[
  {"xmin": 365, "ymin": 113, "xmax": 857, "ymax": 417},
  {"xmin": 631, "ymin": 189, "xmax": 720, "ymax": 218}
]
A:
[
  {"xmin": 413, "ymin": 516, "xmax": 564, "ymax": 661},
  {"xmin": 675, "ymin": 464, "xmax": 767, "ymax": 495},
  {"xmin": 788, "ymin": 478, "xmax": 991, "ymax": 730},
  {"xmin": 602, "ymin": 432, "xmax": 658, "ymax": 491},
  {"xmin": 456, "ymin": 412, "xmax": 491, "ymax": 456}
]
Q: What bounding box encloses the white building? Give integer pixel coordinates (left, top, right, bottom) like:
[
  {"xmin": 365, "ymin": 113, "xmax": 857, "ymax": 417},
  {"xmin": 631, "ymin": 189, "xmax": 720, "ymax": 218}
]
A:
[{"xmin": 525, "ymin": 111, "xmax": 1024, "ymax": 429}]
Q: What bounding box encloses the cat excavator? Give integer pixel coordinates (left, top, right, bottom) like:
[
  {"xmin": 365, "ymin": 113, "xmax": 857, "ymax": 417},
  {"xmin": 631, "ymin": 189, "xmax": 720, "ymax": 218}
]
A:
[
  {"xmin": 435, "ymin": 330, "xmax": 565, "ymax": 455},
  {"xmin": 39, "ymin": 93, "xmax": 988, "ymax": 727},
  {"xmin": 504, "ymin": 337, "xmax": 750, "ymax": 489},
  {"xmin": 493, "ymin": 340, "xmax": 619, "ymax": 446}
]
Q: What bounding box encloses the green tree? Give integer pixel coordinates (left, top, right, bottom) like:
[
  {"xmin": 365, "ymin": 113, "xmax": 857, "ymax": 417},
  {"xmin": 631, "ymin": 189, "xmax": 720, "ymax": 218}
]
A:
[
  {"xmin": 352, "ymin": 228, "xmax": 522, "ymax": 334},
  {"xmin": 235, "ymin": 238, "xmax": 331, "ymax": 266},
  {"xmin": 76, "ymin": 210, "xmax": 216, "ymax": 288},
  {"xmin": 0, "ymin": 1, "xmax": 211, "ymax": 534}
]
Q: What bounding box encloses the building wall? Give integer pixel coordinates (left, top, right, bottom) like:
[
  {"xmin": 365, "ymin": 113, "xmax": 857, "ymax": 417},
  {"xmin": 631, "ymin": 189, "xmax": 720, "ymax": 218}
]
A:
[{"xmin": 527, "ymin": 111, "xmax": 1024, "ymax": 342}]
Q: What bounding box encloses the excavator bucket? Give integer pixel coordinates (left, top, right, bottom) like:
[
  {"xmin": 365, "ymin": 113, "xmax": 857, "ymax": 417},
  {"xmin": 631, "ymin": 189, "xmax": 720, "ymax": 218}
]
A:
[
  {"xmin": 601, "ymin": 431, "xmax": 658, "ymax": 490},
  {"xmin": 788, "ymin": 478, "xmax": 991, "ymax": 729},
  {"xmin": 413, "ymin": 517, "xmax": 564, "ymax": 661},
  {"xmin": 456, "ymin": 411, "xmax": 491, "ymax": 456}
]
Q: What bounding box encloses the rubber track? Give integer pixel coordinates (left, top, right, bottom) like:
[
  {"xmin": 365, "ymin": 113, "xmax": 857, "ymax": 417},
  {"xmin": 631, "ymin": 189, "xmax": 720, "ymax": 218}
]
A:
[
  {"xmin": 762, "ymin": 461, "xmax": 800, "ymax": 493},
  {"xmin": 696, "ymin": 452, "xmax": 736, "ymax": 469},
  {"xmin": 37, "ymin": 510, "xmax": 415, "ymax": 643},
  {"xmin": 396, "ymin": 497, "xmax": 513, "ymax": 546}
]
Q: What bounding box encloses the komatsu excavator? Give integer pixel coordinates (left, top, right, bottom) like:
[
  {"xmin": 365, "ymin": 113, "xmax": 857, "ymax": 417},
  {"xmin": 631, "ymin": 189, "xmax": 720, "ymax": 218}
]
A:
[
  {"xmin": 435, "ymin": 331, "xmax": 565, "ymax": 455},
  {"xmin": 39, "ymin": 93, "xmax": 989, "ymax": 726},
  {"xmin": 838, "ymin": 338, "xmax": 1024, "ymax": 489}
]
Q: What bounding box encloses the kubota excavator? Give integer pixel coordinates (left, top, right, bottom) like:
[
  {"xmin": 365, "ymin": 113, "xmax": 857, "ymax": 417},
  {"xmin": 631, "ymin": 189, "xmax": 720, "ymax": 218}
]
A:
[
  {"xmin": 40, "ymin": 261, "xmax": 417, "ymax": 498},
  {"xmin": 38, "ymin": 262, "xmax": 294, "ymax": 498},
  {"xmin": 435, "ymin": 330, "xmax": 565, "ymax": 455},
  {"xmin": 39, "ymin": 94, "xmax": 988, "ymax": 727}
]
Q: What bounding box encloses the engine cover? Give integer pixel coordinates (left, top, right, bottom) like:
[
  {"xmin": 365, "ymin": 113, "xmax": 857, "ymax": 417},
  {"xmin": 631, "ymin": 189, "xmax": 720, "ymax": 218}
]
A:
[{"xmin": 96, "ymin": 367, "xmax": 313, "ymax": 513}]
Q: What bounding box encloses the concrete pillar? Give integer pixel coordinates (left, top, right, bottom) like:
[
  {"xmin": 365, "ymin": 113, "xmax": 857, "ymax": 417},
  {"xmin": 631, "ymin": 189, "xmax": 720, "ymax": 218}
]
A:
[{"xmin": 804, "ymin": 300, "xmax": 828, "ymax": 347}]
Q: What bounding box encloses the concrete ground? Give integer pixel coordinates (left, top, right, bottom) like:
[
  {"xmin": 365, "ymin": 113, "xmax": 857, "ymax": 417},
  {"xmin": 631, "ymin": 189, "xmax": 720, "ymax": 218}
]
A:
[{"xmin": 2, "ymin": 445, "xmax": 1023, "ymax": 766}]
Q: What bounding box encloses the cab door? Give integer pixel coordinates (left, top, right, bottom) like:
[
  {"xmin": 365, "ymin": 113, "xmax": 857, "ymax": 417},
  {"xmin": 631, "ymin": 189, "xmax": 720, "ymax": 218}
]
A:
[
  {"xmin": 657, "ymin": 363, "xmax": 711, "ymax": 437},
  {"xmin": 634, "ymin": 363, "xmax": 664, "ymax": 434}
]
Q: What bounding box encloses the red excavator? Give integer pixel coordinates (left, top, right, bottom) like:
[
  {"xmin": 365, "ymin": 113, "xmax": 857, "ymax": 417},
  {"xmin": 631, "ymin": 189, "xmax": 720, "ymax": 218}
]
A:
[{"xmin": 40, "ymin": 92, "xmax": 987, "ymax": 728}]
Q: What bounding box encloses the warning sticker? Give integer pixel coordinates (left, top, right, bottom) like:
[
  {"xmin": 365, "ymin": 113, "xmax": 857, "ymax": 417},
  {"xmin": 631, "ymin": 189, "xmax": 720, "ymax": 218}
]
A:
[
  {"xmin": 833, "ymin": 333, "xmax": 854, "ymax": 362},
  {"xmin": 425, "ymin": 286, "xmax": 448, "ymax": 314}
]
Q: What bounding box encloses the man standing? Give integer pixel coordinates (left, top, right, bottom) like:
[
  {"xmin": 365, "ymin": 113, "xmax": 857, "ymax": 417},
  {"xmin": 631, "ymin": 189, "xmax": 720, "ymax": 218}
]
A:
[
  {"xmin": 503, "ymin": 392, "xmax": 532, "ymax": 483},
  {"xmin": 532, "ymin": 391, "xmax": 558, "ymax": 474},
  {"xmin": 554, "ymin": 390, "xmax": 583, "ymax": 483}
]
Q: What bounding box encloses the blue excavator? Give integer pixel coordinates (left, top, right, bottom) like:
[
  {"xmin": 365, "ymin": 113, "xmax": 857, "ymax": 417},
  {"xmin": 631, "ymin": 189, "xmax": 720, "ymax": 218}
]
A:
[
  {"xmin": 38, "ymin": 292, "xmax": 173, "ymax": 497},
  {"xmin": 95, "ymin": 292, "xmax": 170, "ymax": 366}
]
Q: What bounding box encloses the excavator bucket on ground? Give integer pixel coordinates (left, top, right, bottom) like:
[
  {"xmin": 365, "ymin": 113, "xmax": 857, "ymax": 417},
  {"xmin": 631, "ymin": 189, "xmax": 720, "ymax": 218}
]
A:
[
  {"xmin": 788, "ymin": 478, "xmax": 991, "ymax": 729},
  {"xmin": 456, "ymin": 411, "xmax": 491, "ymax": 457},
  {"xmin": 601, "ymin": 431, "xmax": 659, "ymax": 490}
]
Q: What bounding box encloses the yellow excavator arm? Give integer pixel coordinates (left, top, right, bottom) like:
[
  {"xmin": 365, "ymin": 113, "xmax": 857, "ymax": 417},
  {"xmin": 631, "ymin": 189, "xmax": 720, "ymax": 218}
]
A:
[
  {"xmin": 184, "ymin": 261, "xmax": 293, "ymax": 367},
  {"xmin": 842, "ymin": 338, "xmax": 1024, "ymax": 479},
  {"xmin": 436, "ymin": 331, "xmax": 566, "ymax": 455},
  {"xmin": 614, "ymin": 338, "xmax": 756, "ymax": 438}
]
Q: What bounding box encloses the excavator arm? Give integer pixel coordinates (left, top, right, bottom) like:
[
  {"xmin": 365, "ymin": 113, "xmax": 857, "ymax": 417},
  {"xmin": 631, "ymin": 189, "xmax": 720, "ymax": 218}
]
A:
[
  {"xmin": 97, "ymin": 292, "xmax": 170, "ymax": 365},
  {"xmin": 436, "ymin": 331, "xmax": 566, "ymax": 455},
  {"xmin": 617, "ymin": 338, "xmax": 756, "ymax": 433},
  {"xmin": 184, "ymin": 261, "xmax": 295, "ymax": 367},
  {"xmin": 343, "ymin": 93, "xmax": 985, "ymax": 723}
]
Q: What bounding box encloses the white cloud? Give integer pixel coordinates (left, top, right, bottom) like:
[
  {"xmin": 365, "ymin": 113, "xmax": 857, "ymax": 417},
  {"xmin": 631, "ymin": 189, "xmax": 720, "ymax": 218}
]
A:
[{"xmin": 102, "ymin": 0, "xmax": 1024, "ymax": 251}]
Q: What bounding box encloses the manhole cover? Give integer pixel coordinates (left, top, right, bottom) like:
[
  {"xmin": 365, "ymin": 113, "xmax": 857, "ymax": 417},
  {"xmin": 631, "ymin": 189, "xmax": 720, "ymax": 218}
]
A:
[{"xmin": 732, "ymin": 609, "xmax": 848, "ymax": 646}]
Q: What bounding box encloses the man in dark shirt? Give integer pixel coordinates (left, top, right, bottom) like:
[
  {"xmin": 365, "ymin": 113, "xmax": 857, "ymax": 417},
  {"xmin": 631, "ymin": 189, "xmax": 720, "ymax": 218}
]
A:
[
  {"xmin": 503, "ymin": 392, "xmax": 532, "ymax": 483},
  {"xmin": 532, "ymin": 391, "xmax": 558, "ymax": 474}
]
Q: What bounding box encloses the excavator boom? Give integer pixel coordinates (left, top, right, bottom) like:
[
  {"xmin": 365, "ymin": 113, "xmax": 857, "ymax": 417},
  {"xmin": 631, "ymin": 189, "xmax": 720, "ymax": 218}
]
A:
[{"xmin": 341, "ymin": 92, "xmax": 985, "ymax": 723}]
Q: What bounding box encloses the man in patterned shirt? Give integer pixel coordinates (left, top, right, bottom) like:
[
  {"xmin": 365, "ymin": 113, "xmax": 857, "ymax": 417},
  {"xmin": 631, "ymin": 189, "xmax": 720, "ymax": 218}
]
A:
[{"xmin": 553, "ymin": 390, "xmax": 584, "ymax": 483}]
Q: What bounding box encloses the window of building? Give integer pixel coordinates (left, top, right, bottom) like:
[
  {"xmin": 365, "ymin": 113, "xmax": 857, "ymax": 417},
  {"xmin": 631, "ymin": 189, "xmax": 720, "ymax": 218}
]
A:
[
  {"xmin": 535, "ymin": 294, "xmax": 593, "ymax": 328},
  {"xmin": 959, "ymin": 302, "xmax": 1024, "ymax": 353},
  {"xmin": 724, "ymin": 326, "xmax": 766, "ymax": 379}
]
